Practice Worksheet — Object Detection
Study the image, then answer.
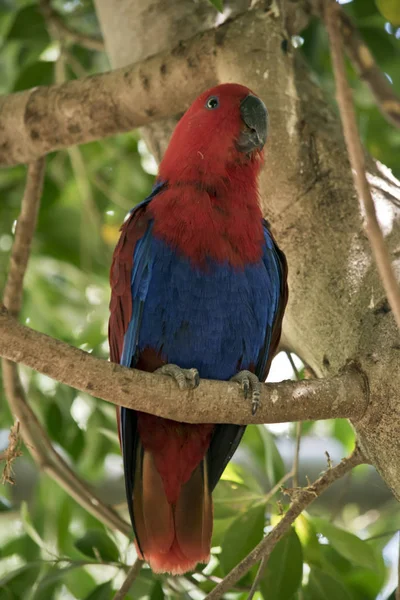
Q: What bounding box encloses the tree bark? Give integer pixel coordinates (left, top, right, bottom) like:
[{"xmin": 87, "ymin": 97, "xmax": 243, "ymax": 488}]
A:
[
  {"xmin": 94, "ymin": 0, "xmax": 400, "ymax": 498},
  {"xmin": 95, "ymin": 0, "xmax": 250, "ymax": 158},
  {"xmin": 0, "ymin": 308, "xmax": 368, "ymax": 425}
]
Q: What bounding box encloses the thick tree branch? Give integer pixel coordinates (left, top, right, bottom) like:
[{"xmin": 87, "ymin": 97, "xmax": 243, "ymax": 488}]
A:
[
  {"xmin": 1, "ymin": 161, "xmax": 131, "ymax": 537},
  {"xmin": 325, "ymin": 0, "xmax": 400, "ymax": 330},
  {"xmin": 0, "ymin": 24, "xmax": 223, "ymax": 166},
  {"xmin": 0, "ymin": 308, "xmax": 368, "ymax": 425},
  {"xmin": 205, "ymin": 445, "xmax": 366, "ymax": 599}
]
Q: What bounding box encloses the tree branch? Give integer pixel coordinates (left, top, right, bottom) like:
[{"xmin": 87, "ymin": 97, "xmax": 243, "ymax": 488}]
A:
[
  {"xmin": 325, "ymin": 0, "xmax": 400, "ymax": 330},
  {"xmin": 112, "ymin": 559, "xmax": 143, "ymax": 600},
  {"xmin": 205, "ymin": 445, "xmax": 366, "ymax": 599},
  {"xmin": 0, "ymin": 24, "xmax": 222, "ymax": 166},
  {"xmin": 3, "ymin": 160, "xmax": 45, "ymax": 315},
  {"xmin": 338, "ymin": 10, "xmax": 400, "ymax": 130},
  {"xmin": 0, "ymin": 421, "xmax": 22, "ymax": 485},
  {"xmin": 0, "ymin": 307, "xmax": 368, "ymax": 424},
  {"xmin": 39, "ymin": 0, "xmax": 104, "ymax": 52},
  {"xmin": 289, "ymin": 0, "xmax": 400, "ymax": 129},
  {"xmin": 1, "ymin": 161, "xmax": 131, "ymax": 537},
  {"xmin": 2, "ymin": 361, "xmax": 131, "ymax": 536}
]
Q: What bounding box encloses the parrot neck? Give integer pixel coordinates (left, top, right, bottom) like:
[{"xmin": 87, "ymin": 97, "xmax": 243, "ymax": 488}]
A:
[{"xmin": 150, "ymin": 162, "xmax": 264, "ymax": 268}]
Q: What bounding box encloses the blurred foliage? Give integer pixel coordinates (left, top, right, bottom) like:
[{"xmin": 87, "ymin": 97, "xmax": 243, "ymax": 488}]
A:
[{"xmin": 0, "ymin": 0, "xmax": 399, "ymax": 598}]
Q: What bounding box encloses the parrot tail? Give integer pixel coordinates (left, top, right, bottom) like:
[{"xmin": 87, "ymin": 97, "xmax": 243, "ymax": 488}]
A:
[{"xmin": 131, "ymin": 426, "xmax": 213, "ymax": 575}]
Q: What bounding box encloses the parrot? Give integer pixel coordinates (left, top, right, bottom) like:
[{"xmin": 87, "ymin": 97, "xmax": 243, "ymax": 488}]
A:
[{"xmin": 108, "ymin": 83, "xmax": 288, "ymax": 575}]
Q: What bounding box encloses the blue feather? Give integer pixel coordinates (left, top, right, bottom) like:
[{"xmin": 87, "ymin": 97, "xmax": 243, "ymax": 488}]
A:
[{"xmin": 121, "ymin": 215, "xmax": 282, "ymax": 381}]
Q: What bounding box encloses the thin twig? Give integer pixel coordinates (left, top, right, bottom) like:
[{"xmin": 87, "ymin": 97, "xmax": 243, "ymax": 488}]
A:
[
  {"xmin": 286, "ymin": 352, "xmax": 303, "ymax": 488},
  {"xmin": 39, "ymin": 0, "xmax": 104, "ymax": 51},
  {"xmin": 264, "ymin": 469, "xmax": 294, "ymax": 503},
  {"xmin": 205, "ymin": 446, "xmax": 365, "ymax": 599},
  {"xmin": 325, "ymin": 0, "xmax": 400, "ymax": 330},
  {"xmin": 292, "ymin": 422, "xmax": 302, "ymax": 488},
  {"xmin": 3, "ymin": 160, "xmax": 46, "ymax": 315},
  {"xmin": 112, "ymin": 559, "xmax": 143, "ymax": 600},
  {"xmin": 0, "ymin": 421, "xmax": 22, "ymax": 484},
  {"xmin": 290, "ymin": 1, "xmax": 400, "ymax": 129},
  {"xmin": 337, "ymin": 9, "xmax": 400, "ymax": 130},
  {"xmin": 248, "ymin": 353, "xmax": 304, "ymax": 600},
  {"xmin": 247, "ymin": 554, "xmax": 267, "ymax": 600},
  {"xmin": 247, "ymin": 467, "xmax": 295, "ymax": 599},
  {"xmin": 1, "ymin": 161, "xmax": 131, "ymax": 536}
]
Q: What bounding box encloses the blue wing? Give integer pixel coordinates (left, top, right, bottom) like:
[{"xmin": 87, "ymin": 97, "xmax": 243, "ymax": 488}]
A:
[
  {"xmin": 108, "ymin": 182, "xmax": 164, "ymax": 546},
  {"xmin": 208, "ymin": 221, "xmax": 288, "ymax": 489},
  {"xmin": 256, "ymin": 221, "xmax": 288, "ymax": 379}
]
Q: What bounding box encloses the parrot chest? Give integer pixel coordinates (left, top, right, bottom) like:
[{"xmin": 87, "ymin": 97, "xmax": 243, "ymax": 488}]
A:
[{"xmin": 137, "ymin": 237, "xmax": 271, "ymax": 380}]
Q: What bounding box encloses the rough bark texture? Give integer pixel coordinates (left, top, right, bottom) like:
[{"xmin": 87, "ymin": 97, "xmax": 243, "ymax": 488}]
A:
[
  {"xmin": 94, "ymin": 0, "xmax": 400, "ymax": 497},
  {"xmin": 0, "ymin": 37, "xmax": 219, "ymax": 165},
  {"xmin": 95, "ymin": 0, "xmax": 251, "ymax": 158},
  {"xmin": 0, "ymin": 308, "xmax": 367, "ymax": 425}
]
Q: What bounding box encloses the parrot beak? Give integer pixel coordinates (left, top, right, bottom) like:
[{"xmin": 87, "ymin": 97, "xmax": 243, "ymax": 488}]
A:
[{"xmin": 237, "ymin": 94, "xmax": 268, "ymax": 154}]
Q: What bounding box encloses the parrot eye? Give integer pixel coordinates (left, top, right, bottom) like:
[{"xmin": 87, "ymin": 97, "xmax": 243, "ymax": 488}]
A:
[{"xmin": 205, "ymin": 96, "xmax": 219, "ymax": 110}]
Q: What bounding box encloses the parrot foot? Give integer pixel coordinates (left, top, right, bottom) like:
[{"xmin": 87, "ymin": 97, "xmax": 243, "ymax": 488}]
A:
[
  {"xmin": 155, "ymin": 364, "xmax": 200, "ymax": 391},
  {"xmin": 230, "ymin": 370, "xmax": 261, "ymax": 416}
]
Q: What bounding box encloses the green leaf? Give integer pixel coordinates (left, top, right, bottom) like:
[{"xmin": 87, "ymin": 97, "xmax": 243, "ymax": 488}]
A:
[
  {"xmin": 98, "ymin": 427, "xmax": 120, "ymax": 446},
  {"xmin": 221, "ymin": 461, "xmax": 263, "ymax": 493},
  {"xmin": 13, "ymin": 61, "xmax": 53, "ymax": 92},
  {"xmin": 20, "ymin": 501, "xmax": 47, "ymax": 551},
  {"xmin": 295, "ymin": 514, "xmax": 321, "ymax": 565},
  {"xmin": 260, "ymin": 528, "xmax": 303, "ymax": 600},
  {"xmin": 0, "ymin": 534, "xmax": 40, "ymax": 561},
  {"xmin": 313, "ymin": 518, "xmax": 377, "ymax": 571},
  {"xmin": 213, "ymin": 480, "xmax": 264, "ymax": 519},
  {"xmin": 0, "ymin": 562, "xmax": 43, "ymax": 599},
  {"xmin": 208, "ymin": 0, "xmax": 224, "ymax": 12},
  {"xmin": 74, "ymin": 529, "xmax": 120, "ymax": 562},
  {"xmin": 376, "ymin": 0, "xmax": 400, "ymax": 24},
  {"xmin": 150, "ymin": 581, "xmax": 165, "ymax": 600},
  {"xmin": 260, "ymin": 426, "xmax": 285, "ymax": 485},
  {"xmin": 220, "ymin": 503, "xmax": 266, "ymax": 575},
  {"xmin": 332, "ymin": 419, "xmax": 355, "ymax": 452},
  {"xmin": 0, "ymin": 496, "xmax": 12, "ymax": 511},
  {"xmin": 64, "ymin": 567, "xmax": 97, "ymax": 599},
  {"xmin": 211, "ymin": 514, "xmax": 235, "ymax": 547},
  {"xmin": 128, "ymin": 569, "xmax": 157, "ymax": 599},
  {"xmin": 344, "ymin": 566, "xmax": 386, "ymax": 599},
  {"xmin": 83, "ymin": 581, "xmax": 113, "ymax": 600},
  {"xmin": 304, "ymin": 567, "xmax": 354, "ymax": 600},
  {"xmin": 7, "ymin": 4, "xmax": 50, "ymax": 43},
  {"xmin": 56, "ymin": 496, "xmax": 72, "ymax": 553},
  {"xmin": 34, "ymin": 565, "xmax": 76, "ymax": 594},
  {"xmin": 46, "ymin": 400, "xmax": 65, "ymax": 445}
]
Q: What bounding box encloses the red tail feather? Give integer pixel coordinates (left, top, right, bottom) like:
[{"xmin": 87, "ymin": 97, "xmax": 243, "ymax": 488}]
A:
[{"xmin": 133, "ymin": 415, "xmax": 214, "ymax": 574}]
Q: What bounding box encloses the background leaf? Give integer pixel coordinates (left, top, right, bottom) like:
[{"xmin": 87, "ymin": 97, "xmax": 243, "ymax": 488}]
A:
[
  {"xmin": 220, "ymin": 503, "xmax": 266, "ymax": 575},
  {"xmin": 260, "ymin": 528, "xmax": 303, "ymax": 600},
  {"xmin": 74, "ymin": 530, "xmax": 119, "ymax": 562}
]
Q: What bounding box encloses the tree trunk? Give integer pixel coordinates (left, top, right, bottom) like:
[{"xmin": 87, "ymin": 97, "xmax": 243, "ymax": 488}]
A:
[{"xmin": 94, "ymin": 0, "xmax": 400, "ymax": 497}]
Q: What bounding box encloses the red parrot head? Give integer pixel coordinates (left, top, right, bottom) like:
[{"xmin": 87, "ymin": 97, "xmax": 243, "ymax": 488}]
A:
[{"xmin": 158, "ymin": 83, "xmax": 268, "ymax": 183}]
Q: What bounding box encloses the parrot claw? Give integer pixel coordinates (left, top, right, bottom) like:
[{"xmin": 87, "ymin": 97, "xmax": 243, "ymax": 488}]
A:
[
  {"xmin": 155, "ymin": 364, "xmax": 200, "ymax": 391},
  {"xmin": 230, "ymin": 370, "xmax": 261, "ymax": 415}
]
